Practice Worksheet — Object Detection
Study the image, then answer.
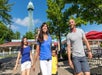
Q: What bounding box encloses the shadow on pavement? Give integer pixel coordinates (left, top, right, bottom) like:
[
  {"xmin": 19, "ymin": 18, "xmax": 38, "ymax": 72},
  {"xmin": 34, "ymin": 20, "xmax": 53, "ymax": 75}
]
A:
[
  {"xmin": 0, "ymin": 57, "xmax": 16, "ymax": 74},
  {"xmin": 59, "ymin": 60, "xmax": 74, "ymax": 74},
  {"xmin": 90, "ymin": 66, "xmax": 102, "ymax": 75},
  {"xmin": 65, "ymin": 68, "xmax": 74, "ymax": 74}
]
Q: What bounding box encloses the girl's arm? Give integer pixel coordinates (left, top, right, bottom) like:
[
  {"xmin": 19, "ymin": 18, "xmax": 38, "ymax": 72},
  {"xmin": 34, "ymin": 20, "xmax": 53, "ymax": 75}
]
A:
[
  {"xmin": 56, "ymin": 55, "xmax": 58, "ymax": 71},
  {"xmin": 14, "ymin": 51, "xmax": 21, "ymax": 70}
]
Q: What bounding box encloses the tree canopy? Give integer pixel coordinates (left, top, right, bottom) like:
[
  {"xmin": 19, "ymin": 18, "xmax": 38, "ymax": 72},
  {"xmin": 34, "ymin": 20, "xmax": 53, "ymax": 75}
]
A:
[
  {"xmin": 64, "ymin": 0, "xmax": 102, "ymax": 24},
  {"xmin": 0, "ymin": 0, "xmax": 13, "ymax": 24},
  {"xmin": 46, "ymin": 0, "xmax": 102, "ymax": 50},
  {"xmin": 46, "ymin": 0, "xmax": 68, "ymax": 36},
  {"xmin": 0, "ymin": 22, "xmax": 14, "ymax": 44},
  {"xmin": 47, "ymin": 0, "xmax": 102, "ymax": 35}
]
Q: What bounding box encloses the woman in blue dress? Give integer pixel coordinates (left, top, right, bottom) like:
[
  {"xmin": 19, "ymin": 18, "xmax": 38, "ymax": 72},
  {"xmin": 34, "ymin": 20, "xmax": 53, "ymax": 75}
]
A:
[{"xmin": 33, "ymin": 22, "xmax": 52, "ymax": 75}]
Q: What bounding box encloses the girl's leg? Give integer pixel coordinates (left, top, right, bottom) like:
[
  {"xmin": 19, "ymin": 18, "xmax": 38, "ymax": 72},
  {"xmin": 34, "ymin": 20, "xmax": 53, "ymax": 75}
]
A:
[
  {"xmin": 21, "ymin": 70, "xmax": 26, "ymax": 75},
  {"xmin": 21, "ymin": 61, "xmax": 31, "ymax": 75},
  {"xmin": 26, "ymin": 69, "xmax": 31, "ymax": 75},
  {"xmin": 21, "ymin": 62, "xmax": 26, "ymax": 75},
  {"xmin": 26, "ymin": 61, "xmax": 31, "ymax": 75}
]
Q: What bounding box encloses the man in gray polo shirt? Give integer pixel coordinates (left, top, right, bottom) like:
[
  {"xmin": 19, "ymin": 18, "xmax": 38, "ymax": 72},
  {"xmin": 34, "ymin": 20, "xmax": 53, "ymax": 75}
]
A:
[{"xmin": 67, "ymin": 19, "xmax": 92, "ymax": 75}]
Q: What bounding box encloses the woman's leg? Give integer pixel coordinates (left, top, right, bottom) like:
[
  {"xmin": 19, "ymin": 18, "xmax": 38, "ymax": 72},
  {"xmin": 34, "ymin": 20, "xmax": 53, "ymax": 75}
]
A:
[
  {"xmin": 40, "ymin": 60, "xmax": 47, "ymax": 75},
  {"xmin": 47, "ymin": 60, "xmax": 52, "ymax": 75}
]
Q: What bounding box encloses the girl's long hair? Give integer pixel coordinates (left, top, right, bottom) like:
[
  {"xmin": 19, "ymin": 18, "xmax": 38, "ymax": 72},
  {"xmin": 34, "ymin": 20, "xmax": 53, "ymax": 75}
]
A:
[
  {"xmin": 20, "ymin": 37, "xmax": 28, "ymax": 54},
  {"xmin": 37, "ymin": 22, "xmax": 49, "ymax": 43}
]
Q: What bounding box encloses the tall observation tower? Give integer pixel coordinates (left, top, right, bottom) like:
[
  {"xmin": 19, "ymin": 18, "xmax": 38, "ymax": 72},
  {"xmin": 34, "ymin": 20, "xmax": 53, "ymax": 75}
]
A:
[{"xmin": 27, "ymin": 1, "xmax": 34, "ymax": 32}]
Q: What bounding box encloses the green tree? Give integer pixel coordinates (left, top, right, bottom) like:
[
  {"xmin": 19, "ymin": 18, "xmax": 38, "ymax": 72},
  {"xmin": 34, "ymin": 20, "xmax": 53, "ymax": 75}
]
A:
[
  {"xmin": 0, "ymin": 22, "xmax": 8, "ymax": 43},
  {"xmin": 46, "ymin": 0, "xmax": 66, "ymax": 50},
  {"xmin": 47, "ymin": 0, "xmax": 102, "ymax": 59},
  {"xmin": 47, "ymin": 0, "xmax": 102, "ymax": 48},
  {"xmin": 33, "ymin": 28, "xmax": 39, "ymax": 39},
  {"xmin": 23, "ymin": 27, "xmax": 39, "ymax": 40},
  {"xmin": 64, "ymin": 0, "xmax": 102, "ymax": 24},
  {"xmin": 46, "ymin": 0, "xmax": 74, "ymax": 60},
  {"xmin": 6, "ymin": 29, "xmax": 14, "ymax": 42},
  {"xmin": 0, "ymin": 22, "xmax": 14, "ymax": 44},
  {"xmin": 14, "ymin": 31, "xmax": 20, "ymax": 39},
  {"xmin": 0, "ymin": 0, "xmax": 13, "ymax": 24},
  {"xmin": 24, "ymin": 31, "xmax": 34, "ymax": 39}
]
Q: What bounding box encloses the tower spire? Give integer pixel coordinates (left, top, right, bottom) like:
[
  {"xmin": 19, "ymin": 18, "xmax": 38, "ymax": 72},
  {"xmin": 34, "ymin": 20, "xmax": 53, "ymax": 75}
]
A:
[{"xmin": 27, "ymin": 1, "xmax": 34, "ymax": 32}]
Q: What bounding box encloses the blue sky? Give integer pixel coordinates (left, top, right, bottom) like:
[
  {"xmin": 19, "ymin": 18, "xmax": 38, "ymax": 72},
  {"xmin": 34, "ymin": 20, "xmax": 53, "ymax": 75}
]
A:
[
  {"xmin": 9, "ymin": 0, "xmax": 48, "ymax": 38},
  {"xmin": 9, "ymin": 0, "xmax": 102, "ymax": 38}
]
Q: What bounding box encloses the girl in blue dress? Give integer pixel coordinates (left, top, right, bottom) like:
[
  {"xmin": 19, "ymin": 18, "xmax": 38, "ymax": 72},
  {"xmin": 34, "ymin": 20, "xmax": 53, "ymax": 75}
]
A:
[{"xmin": 14, "ymin": 37, "xmax": 33, "ymax": 75}]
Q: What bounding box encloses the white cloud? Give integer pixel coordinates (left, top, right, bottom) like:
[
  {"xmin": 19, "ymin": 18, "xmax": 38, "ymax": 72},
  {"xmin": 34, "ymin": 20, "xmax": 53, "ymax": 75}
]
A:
[
  {"xmin": 11, "ymin": 24, "xmax": 19, "ymax": 31},
  {"xmin": 33, "ymin": 19, "xmax": 42, "ymax": 25},
  {"xmin": 14, "ymin": 17, "xmax": 29, "ymax": 26},
  {"xmin": 13, "ymin": 17, "xmax": 42, "ymax": 27}
]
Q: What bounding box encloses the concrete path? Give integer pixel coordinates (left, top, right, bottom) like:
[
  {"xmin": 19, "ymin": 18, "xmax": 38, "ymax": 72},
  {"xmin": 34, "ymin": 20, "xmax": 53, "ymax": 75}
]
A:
[{"xmin": 0, "ymin": 57, "xmax": 74, "ymax": 75}]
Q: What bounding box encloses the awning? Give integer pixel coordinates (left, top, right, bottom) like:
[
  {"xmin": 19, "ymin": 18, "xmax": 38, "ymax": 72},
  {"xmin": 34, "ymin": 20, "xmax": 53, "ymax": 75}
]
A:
[{"xmin": 86, "ymin": 31, "xmax": 102, "ymax": 39}]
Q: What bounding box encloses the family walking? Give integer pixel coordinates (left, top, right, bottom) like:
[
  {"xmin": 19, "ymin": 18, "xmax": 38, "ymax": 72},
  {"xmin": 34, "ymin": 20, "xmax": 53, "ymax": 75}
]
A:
[{"xmin": 14, "ymin": 19, "xmax": 92, "ymax": 75}]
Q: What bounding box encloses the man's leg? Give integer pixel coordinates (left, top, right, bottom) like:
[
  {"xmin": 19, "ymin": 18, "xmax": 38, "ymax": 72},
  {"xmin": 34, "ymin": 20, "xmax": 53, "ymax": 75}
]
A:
[
  {"xmin": 72, "ymin": 57, "xmax": 82, "ymax": 75},
  {"xmin": 81, "ymin": 57, "xmax": 90, "ymax": 75},
  {"xmin": 84, "ymin": 72, "xmax": 90, "ymax": 75},
  {"xmin": 75, "ymin": 72, "xmax": 83, "ymax": 75}
]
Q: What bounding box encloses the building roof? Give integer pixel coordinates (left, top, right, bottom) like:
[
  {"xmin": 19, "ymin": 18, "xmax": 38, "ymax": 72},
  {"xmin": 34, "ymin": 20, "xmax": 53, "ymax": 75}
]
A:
[{"xmin": 0, "ymin": 41, "xmax": 36, "ymax": 47}]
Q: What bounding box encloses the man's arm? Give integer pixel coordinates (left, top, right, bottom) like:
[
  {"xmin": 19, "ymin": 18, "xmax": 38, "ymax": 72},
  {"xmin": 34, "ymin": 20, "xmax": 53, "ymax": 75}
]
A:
[
  {"xmin": 67, "ymin": 44, "xmax": 74, "ymax": 69},
  {"xmin": 83, "ymin": 36, "xmax": 92, "ymax": 59},
  {"xmin": 67, "ymin": 44, "xmax": 71, "ymax": 61}
]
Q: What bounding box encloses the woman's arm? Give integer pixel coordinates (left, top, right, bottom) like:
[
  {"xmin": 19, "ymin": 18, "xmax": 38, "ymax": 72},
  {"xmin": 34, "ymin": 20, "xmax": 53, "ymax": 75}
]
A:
[
  {"xmin": 32, "ymin": 44, "xmax": 40, "ymax": 70},
  {"xmin": 30, "ymin": 51, "xmax": 33, "ymax": 66},
  {"xmin": 14, "ymin": 51, "xmax": 21, "ymax": 70}
]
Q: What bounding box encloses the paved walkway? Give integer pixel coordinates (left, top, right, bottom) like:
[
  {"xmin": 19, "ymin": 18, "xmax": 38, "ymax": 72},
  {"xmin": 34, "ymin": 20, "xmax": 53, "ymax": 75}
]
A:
[
  {"xmin": 14, "ymin": 60, "xmax": 73, "ymax": 75},
  {"xmin": 1, "ymin": 56, "xmax": 102, "ymax": 75},
  {"xmin": 0, "ymin": 57, "xmax": 73, "ymax": 75},
  {"xmin": 58, "ymin": 61, "xmax": 73, "ymax": 75}
]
